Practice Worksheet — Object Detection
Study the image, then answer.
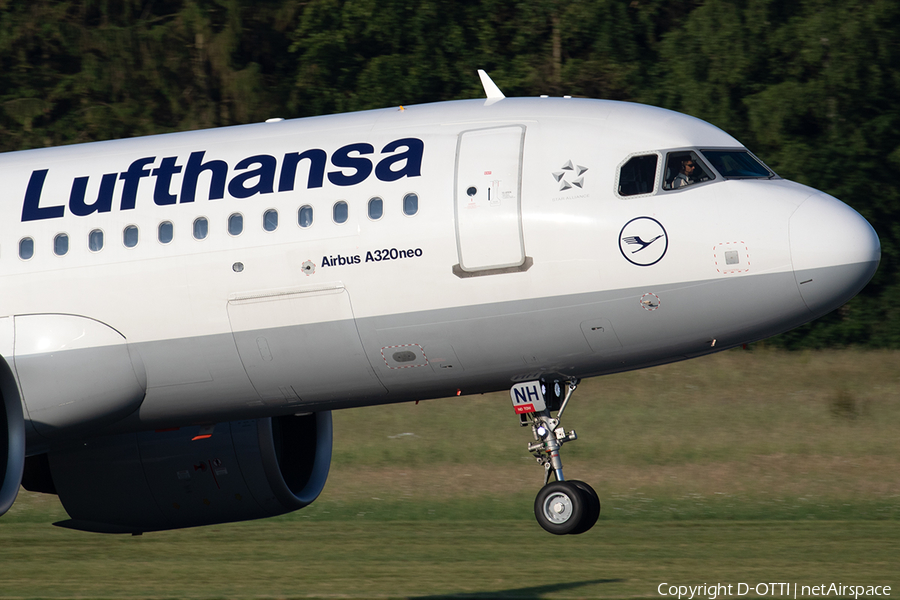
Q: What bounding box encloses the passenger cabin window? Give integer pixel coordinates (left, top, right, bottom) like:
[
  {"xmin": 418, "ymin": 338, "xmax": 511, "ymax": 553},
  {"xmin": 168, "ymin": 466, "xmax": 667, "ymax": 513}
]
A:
[
  {"xmin": 368, "ymin": 197, "xmax": 383, "ymax": 220},
  {"xmin": 403, "ymin": 193, "xmax": 419, "ymax": 216},
  {"xmin": 89, "ymin": 229, "xmax": 104, "ymax": 252},
  {"xmin": 158, "ymin": 221, "xmax": 174, "ymax": 244},
  {"xmin": 663, "ymin": 151, "xmax": 714, "ymax": 190},
  {"xmin": 263, "ymin": 209, "xmax": 278, "ymax": 231},
  {"xmin": 18, "ymin": 237, "xmax": 34, "ymax": 260},
  {"xmin": 228, "ymin": 213, "xmax": 243, "ymax": 236},
  {"xmin": 700, "ymin": 150, "xmax": 774, "ymax": 179},
  {"xmin": 618, "ymin": 155, "xmax": 658, "ymax": 196},
  {"xmin": 193, "ymin": 217, "xmax": 208, "ymax": 240},
  {"xmin": 124, "ymin": 226, "xmax": 139, "ymax": 248},
  {"xmin": 54, "ymin": 233, "xmax": 69, "ymax": 256},
  {"xmin": 333, "ymin": 201, "xmax": 348, "ymax": 224},
  {"xmin": 298, "ymin": 205, "xmax": 313, "ymax": 228}
]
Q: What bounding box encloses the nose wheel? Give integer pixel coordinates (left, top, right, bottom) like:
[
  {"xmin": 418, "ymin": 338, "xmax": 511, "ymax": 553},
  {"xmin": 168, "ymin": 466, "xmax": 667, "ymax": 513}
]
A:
[
  {"xmin": 534, "ymin": 480, "xmax": 600, "ymax": 535},
  {"xmin": 510, "ymin": 379, "xmax": 600, "ymax": 535}
]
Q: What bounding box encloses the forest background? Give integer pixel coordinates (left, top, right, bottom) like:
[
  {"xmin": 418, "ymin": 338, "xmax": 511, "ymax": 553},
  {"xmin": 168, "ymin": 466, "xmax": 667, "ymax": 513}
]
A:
[{"xmin": 0, "ymin": 0, "xmax": 896, "ymax": 348}]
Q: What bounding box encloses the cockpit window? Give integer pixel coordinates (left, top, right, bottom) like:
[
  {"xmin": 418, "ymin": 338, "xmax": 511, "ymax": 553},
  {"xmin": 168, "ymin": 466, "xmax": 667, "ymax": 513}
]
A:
[
  {"xmin": 618, "ymin": 155, "xmax": 658, "ymax": 196},
  {"xmin": 663, "ymin": 151, "xmax": 714, "ymax": 190},
  {"xmin": 700, "ymin": 150, "xmax": 774, "ymax": 179}
]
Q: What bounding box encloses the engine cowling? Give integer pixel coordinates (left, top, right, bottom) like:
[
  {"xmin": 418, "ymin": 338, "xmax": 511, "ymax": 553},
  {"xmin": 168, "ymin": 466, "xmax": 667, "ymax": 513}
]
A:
[
  {"xmin": 0, "ymin": 359, "xmax": 25, "ymax": 517},
  {"xmin": 25, "ymin": 412, "xmax": 331, "ymax": 533}
]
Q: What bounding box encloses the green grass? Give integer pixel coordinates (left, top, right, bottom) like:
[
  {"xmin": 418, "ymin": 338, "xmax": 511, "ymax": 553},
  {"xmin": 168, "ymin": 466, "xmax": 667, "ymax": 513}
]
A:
[
  {"xmin": 0, "ymin": 520, "xmax": 897, "ymax": 599},
  {"xmin": 1, "ymin": 349, "xmax": 898, "ymax": 598}
]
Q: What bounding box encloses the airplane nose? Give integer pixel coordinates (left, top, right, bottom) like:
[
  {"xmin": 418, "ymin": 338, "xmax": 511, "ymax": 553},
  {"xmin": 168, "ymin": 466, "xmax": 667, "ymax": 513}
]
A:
[{"xmin": 790, "ymin": 193, "xmax": 880, "ymax": 316}]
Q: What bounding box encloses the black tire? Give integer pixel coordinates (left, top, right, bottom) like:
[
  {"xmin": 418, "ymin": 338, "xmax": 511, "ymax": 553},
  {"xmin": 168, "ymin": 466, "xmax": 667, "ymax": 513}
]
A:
[
  {"xmin": 534, "ymin": 481, "xmax": 586, "ymax": 535},
  {"xmin": 568, "ymin": 480, "xmax": 600, "ymax": 535}
]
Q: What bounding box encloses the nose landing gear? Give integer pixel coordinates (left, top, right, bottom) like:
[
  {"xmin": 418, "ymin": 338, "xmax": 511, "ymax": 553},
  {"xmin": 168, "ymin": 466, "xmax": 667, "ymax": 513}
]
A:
[{"xmin": 510, "ymin": 379, "xmax": 600, "ymax": 535}]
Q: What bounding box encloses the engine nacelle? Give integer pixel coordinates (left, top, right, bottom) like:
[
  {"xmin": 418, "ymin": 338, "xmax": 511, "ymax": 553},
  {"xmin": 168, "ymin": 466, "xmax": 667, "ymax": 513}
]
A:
[
  {"xmin": 26, "ymin": 412, "xmax": 331, "ymax": 533},
  {"xmin": 0, "ymin": 358, "xmax": 26, "ymax": 516}
]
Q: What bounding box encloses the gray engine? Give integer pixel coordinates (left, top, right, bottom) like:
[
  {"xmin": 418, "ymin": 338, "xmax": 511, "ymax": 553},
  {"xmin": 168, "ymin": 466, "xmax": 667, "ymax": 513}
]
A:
[
  {"xmin": 0, "ymin": 359, "xmax": 25, "ymax": 517},
  {"xmin": 20, "ymin": 412, "xmax": 331, "ymax": 533}
]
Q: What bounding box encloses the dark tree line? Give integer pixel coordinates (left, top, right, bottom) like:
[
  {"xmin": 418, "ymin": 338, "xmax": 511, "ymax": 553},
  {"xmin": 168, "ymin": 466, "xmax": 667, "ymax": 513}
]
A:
[{"xmin": 1, "ymin": 0, "xmax": 897, "ymax": 347}]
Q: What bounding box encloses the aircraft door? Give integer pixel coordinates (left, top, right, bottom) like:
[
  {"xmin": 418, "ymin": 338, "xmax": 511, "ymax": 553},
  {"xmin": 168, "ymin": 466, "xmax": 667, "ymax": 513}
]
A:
[
  {"xmin": 227, "ymin": 283, "xmax": 386, "ymax": 405},
  {"xmin": 454, "ymin": 125, "xmax": 528, "ymax": 274}
]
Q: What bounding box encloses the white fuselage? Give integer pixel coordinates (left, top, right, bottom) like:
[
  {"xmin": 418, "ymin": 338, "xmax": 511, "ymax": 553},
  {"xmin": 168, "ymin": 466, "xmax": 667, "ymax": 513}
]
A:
[{"xmin": 0, "ymin": 97, "xmax": 880, "ymax": 453}]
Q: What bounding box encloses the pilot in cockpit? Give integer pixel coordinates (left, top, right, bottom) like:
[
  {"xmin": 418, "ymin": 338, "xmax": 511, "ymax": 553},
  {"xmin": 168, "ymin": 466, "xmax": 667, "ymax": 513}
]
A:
[{"xmin": 672, "ymin": 158, "xmax": 696, "ymax": 188}]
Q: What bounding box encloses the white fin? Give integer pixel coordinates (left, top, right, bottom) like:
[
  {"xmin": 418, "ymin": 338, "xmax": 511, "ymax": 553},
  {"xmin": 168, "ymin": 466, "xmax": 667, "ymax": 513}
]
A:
[{"xmin": 478, "ymin": 70, "xmax": 505, "ymax": 100}]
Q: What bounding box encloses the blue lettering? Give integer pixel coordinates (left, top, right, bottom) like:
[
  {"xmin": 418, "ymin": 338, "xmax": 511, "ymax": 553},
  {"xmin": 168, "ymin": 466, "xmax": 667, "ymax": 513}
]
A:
[
  {"xmin": 514, "ymin": 388, "xmax": 528, "ymax": 404},
  {"xmin": 180, "ymin": 151, "xmax": 227, "ymax": 204},
  {"xmin": 19, "ymin": 137, "xmax": 425, "ymax": 222},
  {"xmin": 375, "ymin": 138, "xmax": 424, "ymax": 181},
  {"xmin": 119, "ymin": 157, "xmax": 156, "ymax": 210},
  {"xmin": 279, "ymin": 149, "xmax": 326, "ymax": 191},
  {"xmin": 526, "ymin": 386, "xmax": 540, "ymax": 402},
  {"xmin": 328, "ymin": 143, "xmax": 374, "ymax": 186},
  {"xmin": 70, "ymin": 173, "xmax": 117, "ymax": 216},
  {"xmin": 152, "ymin": 157, "xmax": 183, "ymax": 206},
  {"xmin": 228, "ymin": 155, "xmax": 276, "ymax": 199},
  {"xmin": 21, "ymin": 169, "xmax": 63, "ymax": 222}
]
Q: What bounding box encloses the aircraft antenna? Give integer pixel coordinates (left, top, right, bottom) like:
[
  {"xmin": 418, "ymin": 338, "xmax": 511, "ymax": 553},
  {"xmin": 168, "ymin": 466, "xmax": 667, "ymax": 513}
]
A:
[{"xmin": 478, "ymin": 70, "xmax": 505, "ymax": 100}]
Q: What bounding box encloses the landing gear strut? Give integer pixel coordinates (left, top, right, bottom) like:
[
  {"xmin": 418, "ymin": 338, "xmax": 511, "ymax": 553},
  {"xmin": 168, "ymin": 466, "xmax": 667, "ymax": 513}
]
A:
[{"xmin": 510, "ymin": 379, "xmax": 600, "ymax": 535}]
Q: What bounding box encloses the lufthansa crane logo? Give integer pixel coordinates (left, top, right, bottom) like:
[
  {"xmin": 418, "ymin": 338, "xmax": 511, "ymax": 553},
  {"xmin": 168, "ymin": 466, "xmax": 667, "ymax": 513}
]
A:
[{"xmin": 619, "ymin": 217, "xmax": 668, "ymax": 266}]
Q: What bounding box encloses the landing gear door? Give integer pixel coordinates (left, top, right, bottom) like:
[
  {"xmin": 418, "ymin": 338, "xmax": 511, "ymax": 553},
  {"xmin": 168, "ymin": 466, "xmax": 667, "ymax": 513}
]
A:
[
  {"xmin": 454, "ymin": 125, "xmax": 526, "ymax": 273},
  {"xmin": 510, "ymin": 381, "xmax": 546, "ymax": 415}
]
